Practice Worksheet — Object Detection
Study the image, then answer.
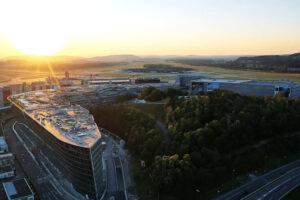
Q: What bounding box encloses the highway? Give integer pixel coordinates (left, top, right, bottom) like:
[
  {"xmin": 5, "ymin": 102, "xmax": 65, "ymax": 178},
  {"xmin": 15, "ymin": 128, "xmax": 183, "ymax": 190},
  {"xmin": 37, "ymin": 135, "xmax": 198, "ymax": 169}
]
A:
[
  {"xmin": 215, "ymin": 159, "xmax": 300, "ymax": 200},
  {"xmin": 242, "ymin": 168, "xmax": 300, "ymax": 200}
]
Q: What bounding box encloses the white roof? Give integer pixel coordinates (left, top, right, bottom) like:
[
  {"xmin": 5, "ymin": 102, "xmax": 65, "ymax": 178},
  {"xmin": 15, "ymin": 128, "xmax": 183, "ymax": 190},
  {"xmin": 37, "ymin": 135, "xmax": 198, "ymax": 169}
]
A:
[{"xmin": 192, "ymin": 78, "xmax": 252, "ymax": 84}]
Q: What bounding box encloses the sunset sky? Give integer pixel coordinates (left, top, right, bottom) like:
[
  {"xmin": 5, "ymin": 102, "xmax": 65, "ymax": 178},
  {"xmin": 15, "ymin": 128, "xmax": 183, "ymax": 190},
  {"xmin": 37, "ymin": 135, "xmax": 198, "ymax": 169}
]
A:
[{"xmin": 0, "ymin": 0, "xmax": 299, "ymax": 57}]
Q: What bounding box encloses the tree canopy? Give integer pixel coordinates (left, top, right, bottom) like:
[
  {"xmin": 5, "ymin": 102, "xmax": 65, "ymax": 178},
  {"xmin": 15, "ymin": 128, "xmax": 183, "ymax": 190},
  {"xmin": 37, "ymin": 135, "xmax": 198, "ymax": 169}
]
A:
[{"xmin": 92, "ymin": 89, "xmax": 300, "ymax": 199}]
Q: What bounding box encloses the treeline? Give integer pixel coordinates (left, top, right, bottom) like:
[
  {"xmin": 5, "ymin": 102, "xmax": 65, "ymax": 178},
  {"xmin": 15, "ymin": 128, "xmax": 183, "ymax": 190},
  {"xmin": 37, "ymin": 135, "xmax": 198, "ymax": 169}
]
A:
[
  {"xmin": 91, "ymin": 104, "xmax": 164, "ymax": 165},
  {"xmin": 138, "ymin": 87, "xmax": 186, "ymax": 101},
  {"xmin": 115, "ymin": 93, "xmax": 137, "ymax": 103},
  {"xmin": 124, "ymin": 64, "xmax": 194, "ymax": 73},
  {"xmin": 143, "ymin": 64, "xmax": 193, "ymax": 72},
  {"xmin": 172, "ymin": 53, "xmax": 300, "ymax": 73},
  {"xmin": 92, "ymin": 89, "xmax": 300, "ymax": 199}
]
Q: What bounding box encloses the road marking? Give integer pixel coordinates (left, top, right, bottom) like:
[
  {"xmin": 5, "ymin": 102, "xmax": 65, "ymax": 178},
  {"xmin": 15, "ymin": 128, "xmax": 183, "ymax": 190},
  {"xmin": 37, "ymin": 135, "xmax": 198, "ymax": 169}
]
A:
[
  {"xmin": 12, "ymin": 121, "xmax": 39, "ymax": 166},
  {"xmin": 278, "ymin": 183, "xmax": 300, "ymax": 200},
  {"xmin": 260, "ymin": 178, "xmax": 291, "ymax": 198},
  {"xmin": 215, "ymin": 159, "xmax": 300, "ymax": 200},
  {"xmin": 241, "ymin": 167, "xmax": 300, "ymax": 200}
]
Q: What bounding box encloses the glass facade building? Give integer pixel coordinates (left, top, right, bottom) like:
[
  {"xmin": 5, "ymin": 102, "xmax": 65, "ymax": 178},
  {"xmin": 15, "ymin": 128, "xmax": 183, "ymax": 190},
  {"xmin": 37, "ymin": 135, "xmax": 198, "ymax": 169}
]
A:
[
  {"xmin": 9, "ymin": 90, "xmax": 106, "ymax": 200},
  {"xmin": 17, "ymin": 108, "xmax": 105, "ymax": 199}
]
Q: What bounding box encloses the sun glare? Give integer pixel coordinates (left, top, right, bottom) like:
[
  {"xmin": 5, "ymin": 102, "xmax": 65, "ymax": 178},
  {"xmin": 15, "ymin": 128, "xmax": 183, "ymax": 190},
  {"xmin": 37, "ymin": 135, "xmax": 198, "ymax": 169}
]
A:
[
  {"xmin": 1, "ymin": 0, "xmax": 75, "ymax": 55},
  {"xmin": 8, "ymin": 30, "xmax": 65, "ymax": 56}
]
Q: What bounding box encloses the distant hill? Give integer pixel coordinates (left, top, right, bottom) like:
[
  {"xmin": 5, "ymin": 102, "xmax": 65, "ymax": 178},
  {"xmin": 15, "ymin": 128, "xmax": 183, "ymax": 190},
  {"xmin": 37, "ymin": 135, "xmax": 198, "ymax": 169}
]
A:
[
  {"xmin": 88, "ymin": 55, "xmax": 141, "ymax": 62},
  {"xmin": 232, "ymin": 53, "xmax": 300, "ymax": 72},
  {"xmin": 1, "ymin": 54, "xmax": 142, "ymax": 63},
  {"xmin": 0, "ymin": 55, "xmax": 126, "ymax": 71},
  {"xmin": 1, "ymin": 55, "xmax": 88, "ymax": 64},
  {"xmin": 2, "ymin": 53, "xmax": 300, "ymax": 73},
  {"xmin": 171, "ymin": 53, "xmax": 300, "ymax": 73}
]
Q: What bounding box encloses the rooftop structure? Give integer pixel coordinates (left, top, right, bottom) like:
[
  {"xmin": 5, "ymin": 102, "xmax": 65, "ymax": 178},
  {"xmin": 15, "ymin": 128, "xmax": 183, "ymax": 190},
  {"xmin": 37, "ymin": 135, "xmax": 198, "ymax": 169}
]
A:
[
  {"xmin": 193, "ymin": 78, "xmax": 251, "ymax": 84},
  {"xmin": 0, "ymin": 153, "xmax": 14, "ymax": 166},
  {"xmin": 0, "ymin": 165, "xmax": 14, "ymax": 180},
  {"xmin": 89, "ymin": 79, "xmax": 131, "ymax": 85},
  {"xmin": 9, "ymin": 90, "xmax": 101, "ymax": 148},
  {"xmin": 1, "ymin": 179, "xmax": 34, "ymax": 200}
]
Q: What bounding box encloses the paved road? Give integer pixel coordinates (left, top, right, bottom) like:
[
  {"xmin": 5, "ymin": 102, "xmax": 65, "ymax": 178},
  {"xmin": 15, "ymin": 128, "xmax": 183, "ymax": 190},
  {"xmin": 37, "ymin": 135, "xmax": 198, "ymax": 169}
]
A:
[
  {"xmin": 4, "ymin": 120, "xmax": 61, "ymax": 200},
  {"xmin": 156, "ymin": 121, "xmax": 168, "ymax": 141},
  {"xmin": 102, "ymin": 133, "xmax": 127, "ymax": 200},
  {"xmin": 242, "ymin": 168, "xmax": 300, "ymax": 200},
  {"xmin": 269, "ymin": 177, "xmax": 300, "ymax": 200},
  {"xmin": 215, "ymin": 159, "xmax": 300, "ymax": 200},
  {"xmin": 105, "ymin": 138, "xmax": 118, "ymax": 193}
]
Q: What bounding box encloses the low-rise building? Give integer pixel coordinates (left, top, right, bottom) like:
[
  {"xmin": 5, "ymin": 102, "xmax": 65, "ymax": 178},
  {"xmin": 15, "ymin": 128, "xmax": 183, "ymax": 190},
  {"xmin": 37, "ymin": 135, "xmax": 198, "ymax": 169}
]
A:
[
  {"xmin": 190, "ymin": 78, "xmax": 300, "ymax": 97},
  {"xmin": 0, "ymin": 137, "xmax": 8, "ymax": 154},
  {"xmin": 1, "ymin": 179, "xmax": 34, "ymax": 200},
  {"xmin": 0, "ymin": 165, "xmax": 14, "ymax": 180},
  {"xmin": 0, "ymin": 153, "xmax": 14, "ymax": 166},
  {"xmin": 0, "ymin": 87, "xmax": 12, "ymax": 107},
  {"xmin": 176, "ymin": 74, "xmax": 205, "ymax": 88}
]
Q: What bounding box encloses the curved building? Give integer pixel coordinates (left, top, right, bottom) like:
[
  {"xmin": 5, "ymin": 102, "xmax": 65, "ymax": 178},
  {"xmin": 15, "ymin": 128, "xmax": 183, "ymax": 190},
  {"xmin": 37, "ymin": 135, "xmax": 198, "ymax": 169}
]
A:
[{"xmin": 9, "ymin": 90, "xmax": 105, "ymax": 199}]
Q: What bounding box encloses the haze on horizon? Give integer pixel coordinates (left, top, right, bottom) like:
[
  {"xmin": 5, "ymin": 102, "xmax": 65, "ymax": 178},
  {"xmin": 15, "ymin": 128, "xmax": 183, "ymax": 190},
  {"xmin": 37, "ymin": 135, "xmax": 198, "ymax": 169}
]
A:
[{"xmin": 0, "ymin": 0, "xmax": 299, "ymax": 57}]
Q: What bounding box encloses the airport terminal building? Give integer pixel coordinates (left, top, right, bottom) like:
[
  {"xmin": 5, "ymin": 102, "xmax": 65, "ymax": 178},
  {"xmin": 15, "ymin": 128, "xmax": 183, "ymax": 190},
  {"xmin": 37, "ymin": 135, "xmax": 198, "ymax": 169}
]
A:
[
  {"xmin": 190, "ymin": 78, "xmax": 300, "ymax": 97},
  {"xmin": 8, "ymin": 90, "xmax": 105, "ymax": 199}
]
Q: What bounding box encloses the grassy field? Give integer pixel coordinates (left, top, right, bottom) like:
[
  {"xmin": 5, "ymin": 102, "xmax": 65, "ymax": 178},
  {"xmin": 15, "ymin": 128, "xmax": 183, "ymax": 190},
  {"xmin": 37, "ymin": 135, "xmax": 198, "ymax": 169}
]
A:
[
  {"xmin": 128, "ymin": 103, "xmax": 166, "ymax": 121},
  {"xmin": 165, "ymin": 61, "xmax": 300, "ymax": 82},
  {"xmin": 113, "ymin": 61, "xmax": 300, "ymax": 82},
  {"xmin": 282, "ymin": 186, "xmax": 300, "ymax": 200},
  {"xmin": 2, "ymin": 60, "xmax": 300, "ymax": 85}
]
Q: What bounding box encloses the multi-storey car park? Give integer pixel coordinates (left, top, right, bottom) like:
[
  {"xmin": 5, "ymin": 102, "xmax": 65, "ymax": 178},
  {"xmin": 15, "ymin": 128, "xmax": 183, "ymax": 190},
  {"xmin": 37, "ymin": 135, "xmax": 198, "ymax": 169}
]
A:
[
  {"xmin": 189, "ymin": 78, "xmax": 300, "ymax": 97},
  {"xmin": 8, "ymin": 89, "xmax": 106, "ymax": 199}
]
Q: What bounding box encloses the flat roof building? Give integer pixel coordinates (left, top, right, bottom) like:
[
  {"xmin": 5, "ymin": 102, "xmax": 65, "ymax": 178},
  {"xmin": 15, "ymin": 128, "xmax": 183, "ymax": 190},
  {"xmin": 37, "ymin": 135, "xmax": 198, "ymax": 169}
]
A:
[
  {"xmin": 190, "ymin": 78, "xmax": 300, "ymax": 97},
  {"xmin": 1, "ymin": 179, "xmax": 34, "ymax": 200},
  {"xmin": 176, "ymin": 74, "xmax": 206, "ymax": 88},
  {"xmin": 0, "ymin": 165, "xmax": 14, "ymax": 180}
]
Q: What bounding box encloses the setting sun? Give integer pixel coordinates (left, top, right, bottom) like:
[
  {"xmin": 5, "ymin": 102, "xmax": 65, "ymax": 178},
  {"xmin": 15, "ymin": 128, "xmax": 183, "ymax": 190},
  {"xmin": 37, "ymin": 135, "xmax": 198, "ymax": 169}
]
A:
[
  {"xmin": 1, "ymin": 0, "xmax": 73, "ymax": 55},
  {"xmin": 8, "ymin": 29, "xmax": 65, "ymax": 56}
]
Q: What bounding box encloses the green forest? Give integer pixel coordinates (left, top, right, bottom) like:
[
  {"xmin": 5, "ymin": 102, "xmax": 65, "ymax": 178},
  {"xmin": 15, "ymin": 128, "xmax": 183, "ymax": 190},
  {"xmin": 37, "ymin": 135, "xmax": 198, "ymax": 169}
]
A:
[
  {"xmin": 124, "ymin": 64, "xmax": 194, "ymax": 73},
  {"xmin": 92, "ymin": 89, "xmax": 300, "ymax": 199}
]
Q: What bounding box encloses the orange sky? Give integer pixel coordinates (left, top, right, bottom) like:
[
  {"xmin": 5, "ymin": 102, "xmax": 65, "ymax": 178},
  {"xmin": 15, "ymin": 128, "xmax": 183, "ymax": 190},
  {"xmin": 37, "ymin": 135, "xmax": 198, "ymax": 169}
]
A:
[{"xmin": 0, "ymin": 0, "xmax": 299, "ymax": 57}]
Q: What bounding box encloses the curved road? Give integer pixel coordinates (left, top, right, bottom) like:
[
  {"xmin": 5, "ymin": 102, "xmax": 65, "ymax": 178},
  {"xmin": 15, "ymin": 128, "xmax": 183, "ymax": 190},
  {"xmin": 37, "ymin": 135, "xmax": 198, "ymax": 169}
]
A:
[
  {"xmin": 242, "ymin": 168, "xmax": 300, "ymax": 200},
  {"xmin": 215, "ymin": 159, "xmax": 300, "ymax": 200}
]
